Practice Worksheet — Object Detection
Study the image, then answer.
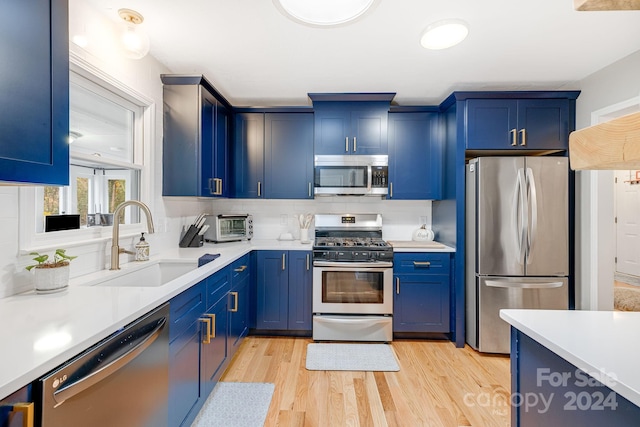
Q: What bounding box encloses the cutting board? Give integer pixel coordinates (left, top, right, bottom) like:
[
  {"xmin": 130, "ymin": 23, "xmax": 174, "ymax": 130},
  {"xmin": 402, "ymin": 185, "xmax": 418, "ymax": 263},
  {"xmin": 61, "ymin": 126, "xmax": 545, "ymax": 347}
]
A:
[{"xmin": 387, "ymin": 240, "xmax": 445, "ymax": 249}]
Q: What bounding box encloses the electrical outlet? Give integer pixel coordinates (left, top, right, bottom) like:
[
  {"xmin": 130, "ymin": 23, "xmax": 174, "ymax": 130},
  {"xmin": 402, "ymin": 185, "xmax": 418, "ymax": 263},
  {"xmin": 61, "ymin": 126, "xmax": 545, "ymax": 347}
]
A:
[{"xmin": 280, "ymin": 214, "xmax": 288, "ymax": 226}]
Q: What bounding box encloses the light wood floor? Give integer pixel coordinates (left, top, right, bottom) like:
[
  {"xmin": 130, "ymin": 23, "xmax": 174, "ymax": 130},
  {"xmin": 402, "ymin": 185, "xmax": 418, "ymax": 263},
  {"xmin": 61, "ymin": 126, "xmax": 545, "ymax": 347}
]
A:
[{"xmin": 221, "ymin": 337, "xmax": 510, "ymax": 427}]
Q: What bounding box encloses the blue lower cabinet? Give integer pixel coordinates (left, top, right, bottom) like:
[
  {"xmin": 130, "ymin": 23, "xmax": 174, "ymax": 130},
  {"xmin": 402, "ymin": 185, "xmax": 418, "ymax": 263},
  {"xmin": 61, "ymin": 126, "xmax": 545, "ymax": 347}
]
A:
[
  {"xmin": 0, "ymin": 385, "xmax": 32, "ymax": 427},
  {"xmin": 393, "ymin": 253, "xmax": 451, "ymax": 334},
  {"xmin": 512, "ymin": 329, "xmax": 640, "ymax": 426},
  {"xmin": 200, "ymin": 295, "xmax": 228, "ymax": 397},
  {"xmin": 168, "ymin": 280, "xmax": 206, "ymax": 427},
  {"xmin": 255, "ymin": 250, "xmax": 312, "ymax": 332},
  {"xmin": 229, "ymin": 266, "xmax": 250, "ymax": 352}
]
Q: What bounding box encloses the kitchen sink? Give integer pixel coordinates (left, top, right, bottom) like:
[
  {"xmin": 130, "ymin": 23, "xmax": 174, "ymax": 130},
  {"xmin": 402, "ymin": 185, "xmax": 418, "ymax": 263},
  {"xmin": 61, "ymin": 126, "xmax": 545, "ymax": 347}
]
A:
[{"xmin": 80, "ymin": 260, "xmax": 199, "ymax": 288}]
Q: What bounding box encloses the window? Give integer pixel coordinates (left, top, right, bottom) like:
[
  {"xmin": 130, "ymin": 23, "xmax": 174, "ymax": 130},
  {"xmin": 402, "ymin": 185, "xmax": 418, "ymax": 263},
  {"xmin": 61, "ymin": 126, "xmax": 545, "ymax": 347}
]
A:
[{"xmin": 19, "ymin": 55, "xmax": 153, "ymax": 250}]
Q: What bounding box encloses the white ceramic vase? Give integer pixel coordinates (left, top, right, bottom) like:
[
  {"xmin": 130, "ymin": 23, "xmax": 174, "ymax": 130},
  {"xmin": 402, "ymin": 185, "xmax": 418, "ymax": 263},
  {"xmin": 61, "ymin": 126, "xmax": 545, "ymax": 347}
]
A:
[{"xmin": 34, "ymin": 264, "xmax": 70, "ymax": 294}]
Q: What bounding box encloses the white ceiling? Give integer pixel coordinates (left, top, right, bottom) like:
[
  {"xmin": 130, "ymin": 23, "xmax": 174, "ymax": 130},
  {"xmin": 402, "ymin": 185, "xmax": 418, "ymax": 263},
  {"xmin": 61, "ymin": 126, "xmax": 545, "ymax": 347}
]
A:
[{"xmin": 84, "ymin": 0, "xmax": 640, "ymax": 107}]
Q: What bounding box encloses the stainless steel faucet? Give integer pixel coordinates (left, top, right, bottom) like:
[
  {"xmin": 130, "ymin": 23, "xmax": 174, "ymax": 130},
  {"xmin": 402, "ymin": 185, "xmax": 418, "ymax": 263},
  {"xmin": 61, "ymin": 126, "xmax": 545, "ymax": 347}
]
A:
[{"xmin": 110, "ymin": 200, "xmax": 155, "ymax": 270}]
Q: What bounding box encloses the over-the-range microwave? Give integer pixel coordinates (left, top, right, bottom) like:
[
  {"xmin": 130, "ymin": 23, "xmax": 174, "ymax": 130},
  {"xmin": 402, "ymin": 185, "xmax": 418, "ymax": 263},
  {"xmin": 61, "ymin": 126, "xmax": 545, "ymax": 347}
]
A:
[
  {"xmin": 314, "ymin": 155, "xmax": 388, "ymax": 196},
  {"xmin": 203, "ymin": 214, "xmax": 253, "ymax": 243}
]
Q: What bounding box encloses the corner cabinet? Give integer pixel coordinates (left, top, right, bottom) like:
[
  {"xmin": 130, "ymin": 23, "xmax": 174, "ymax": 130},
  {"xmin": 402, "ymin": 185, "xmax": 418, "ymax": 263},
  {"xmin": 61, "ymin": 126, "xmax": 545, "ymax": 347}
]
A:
[
  {"xmin": 388, "ymin": 112, "xmax": 443, "ymax": 200},
  {"xmin": 310, "ymin": 94, "xmax": 395, "ymax": 155},
  {"xmin": 0, "ymin": 0, "xmax": 69, "ymax": 185},
  {"xmin": 264, "ymin": 113, "xmax": 314, "ymax": 199},
  {"xmin": 465, "ymin": 98, "xmax": 574, "ymax": 150},
  {"xmin": 393, "ymin": 253, "xmax": 451, "ymax": 333},
  {"xmin": 255, "ymin": 250, "xmax": 312, "ymax": 332},
  {"xmin": 162, "ymin": 75, "xmax": 230, "ymax": 197}
]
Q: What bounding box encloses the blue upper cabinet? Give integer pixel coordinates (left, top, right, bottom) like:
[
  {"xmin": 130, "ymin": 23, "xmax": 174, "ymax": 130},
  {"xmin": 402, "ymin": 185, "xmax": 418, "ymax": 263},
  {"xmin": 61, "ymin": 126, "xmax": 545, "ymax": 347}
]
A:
[
  {"xmin": 264, "ymin": 113, "xmax": 314, "ymax": 199},
  {"xmin": 466, "ymin": 98, "xmax": 572, "ymax": 150},
  {"xmin": 162, "ymin": 75, "xmax": 231, "ymax": 197},
  {"xmin": 0, "ymin": 0, "xmax": 69, "ymax": 185},
  {"xmin": 310, "ymin": 94, "xmax": 394, "ymax": 155},
  {"xmin": 388, "ymin": 112, "xmax": 442, "ymax": 200},
  {"xmin": 233, "ymin": 113, "xmax": 265, "ymax": 198}
]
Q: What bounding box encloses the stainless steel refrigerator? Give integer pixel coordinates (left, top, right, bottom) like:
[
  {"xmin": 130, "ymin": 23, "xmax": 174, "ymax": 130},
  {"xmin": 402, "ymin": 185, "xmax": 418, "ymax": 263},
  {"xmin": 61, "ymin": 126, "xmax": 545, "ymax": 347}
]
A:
[{"xmin": 465, "ymin": 156, "xmax": 569, "ymax": 354}]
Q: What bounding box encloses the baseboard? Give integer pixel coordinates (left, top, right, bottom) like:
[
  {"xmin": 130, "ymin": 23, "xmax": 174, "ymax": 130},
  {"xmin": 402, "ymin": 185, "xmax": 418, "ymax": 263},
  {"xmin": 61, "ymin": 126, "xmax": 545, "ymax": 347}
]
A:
[{"xmin": 615, "ymin": 272, "xmax": 640, "ymax": 286}]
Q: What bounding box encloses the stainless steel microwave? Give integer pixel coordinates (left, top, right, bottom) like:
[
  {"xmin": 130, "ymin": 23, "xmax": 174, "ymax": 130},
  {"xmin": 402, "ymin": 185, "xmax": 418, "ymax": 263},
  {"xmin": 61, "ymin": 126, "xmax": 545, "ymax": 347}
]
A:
[
  {"xmin": 314, "ymin": 155, "xmax": 388, "ymax": 196},
  {"xmin": 203, "ymin": 214, "xmax": 253, "ymax": 243}
]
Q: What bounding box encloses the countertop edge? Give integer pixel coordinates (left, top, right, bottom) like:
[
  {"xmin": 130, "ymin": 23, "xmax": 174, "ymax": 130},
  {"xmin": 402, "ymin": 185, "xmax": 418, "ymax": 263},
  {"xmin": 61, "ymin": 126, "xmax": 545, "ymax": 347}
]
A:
[{"xmin": 500, "ymin": 309, "xmax": 640, "ymax": 408}]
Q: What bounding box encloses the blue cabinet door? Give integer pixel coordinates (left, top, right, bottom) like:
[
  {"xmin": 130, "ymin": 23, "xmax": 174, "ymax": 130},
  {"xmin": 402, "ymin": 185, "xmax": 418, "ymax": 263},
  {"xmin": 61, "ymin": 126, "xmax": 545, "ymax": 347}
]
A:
[
  {"xmin": 0, "ymin": 385, "xmax": 32, "ymax": 427},
  {"xmin": 229, "ymin": 266, "xmax": 250, "ymax": 352},
  {"xmin": 233, "ymin": 113, "xmax": 265, "ymax": 198},
  {"xmin": 314, "ymin": 102, "xmax": 389, "ymax": 155},
  {"xmin": 287, "ymin": 251, "xmax": 312, "ymax": 330},
  {"xmin": 255, "ymin": 251, "xmax": 289, "ymax": 330},
  {"xmin": 466, "ymin": 98, "xmax": 570, "ymax": 150},
  {"xmin": 393, "ymin": 274, "xmax": 450, "ymax": 333},
  {"xmin": 200, "ymin": 296, "xmax": 228, "ymax": 397},
  {"xmin": 168, "ymin": 281, "xmax": 206, "ymax": 427},
  {"xmin": 264, "ymin": 113, "xmax": 314, "ymax": 199},
  {"xmin": 0, "ymin": 0, "xmax": 69, "ymax": 185},
  {"xmin": 215, "ymin": 103, "xmax": 230, "ymax": 197},
  {"xmin": 388, "ymin": 112, "xmax": 442, "ymax": 200}
]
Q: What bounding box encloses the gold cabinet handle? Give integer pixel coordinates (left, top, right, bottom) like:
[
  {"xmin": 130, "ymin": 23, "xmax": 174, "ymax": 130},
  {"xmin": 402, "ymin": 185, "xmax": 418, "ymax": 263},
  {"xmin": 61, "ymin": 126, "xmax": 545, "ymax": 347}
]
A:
[
  {"xmin": 308, "ymin": 182, "xmax": 312, "ymax": 198},
  {"xmin": 234, "ymin": 265, "xmax": 247, "ymax": 272},
  {"xmin": 510, "ymin": 129, "xmax": 517, "ymax": 146},
  {"xmin": 306, "ymin": 253, "xmax": 310, "ymax": 271},
  {"xmin": 396, "ymin": 277, "xmax": 400, "ymax": 294},
  {"xmin": 519, "ymin": 129, "xmax": 527, "ymax": 146},
  {"xmin": 257, "ymin": 181, "xmax": 262, "ymax": 197},
  {"xmin": 390, "ymin": 182, "xmax": 393, "ymax": 198},
  {"xmin": 345, "ymin": 136, "xmax": 349, "ymax": 152},
  {"xmin": 413, "ymin": 261, "xmax": 431, "ymax": 267},
  {"xmin": 230, "ymin": 291, "xmax": 239, "ymax": 312},
  {"xmin": 282, "ymin": 253, "xmax": 286, "ymax": 270},
  {"xmin": 8, "ymin": 403, "xmax": 34, "ymax": 427},
  {"xmin": 206, "ymin": 313, "xmax": 216, "ymax": 338},
  {"xmin": 216, "ymin": 178, "xmax": 223, "ymax": 195},
  {"xmin": 199, "ymin": 318, "xmax": 211, "ymax": 344},
  {"xmin": 353, "ymin": 136, "xmax": 357, "ymax": 152}
]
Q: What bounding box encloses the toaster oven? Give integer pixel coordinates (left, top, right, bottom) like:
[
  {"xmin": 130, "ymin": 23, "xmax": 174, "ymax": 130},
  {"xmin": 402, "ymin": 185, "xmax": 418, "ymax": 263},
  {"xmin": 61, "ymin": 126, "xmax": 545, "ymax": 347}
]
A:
[{"xmin": 203, "ymin": 214, "xmax": 253, "ymax": 243}]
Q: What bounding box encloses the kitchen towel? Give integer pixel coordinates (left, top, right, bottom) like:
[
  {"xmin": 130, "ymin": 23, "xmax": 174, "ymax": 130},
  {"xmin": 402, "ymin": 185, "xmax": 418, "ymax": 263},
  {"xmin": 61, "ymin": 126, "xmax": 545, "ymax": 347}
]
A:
[
  {"xmin": 305, "ymin": 343, "xmax": 400, "ymax": 371},
  {"xmin": 191, "ymin": 382, "xmax": 274, "ymax": 427}
]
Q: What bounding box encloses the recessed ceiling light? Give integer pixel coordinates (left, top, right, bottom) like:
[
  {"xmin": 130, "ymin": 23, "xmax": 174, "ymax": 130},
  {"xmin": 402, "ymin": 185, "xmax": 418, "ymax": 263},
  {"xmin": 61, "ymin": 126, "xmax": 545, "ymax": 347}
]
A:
[
  {"xmin": 420, "ymin": 19, "xmax": 469, "ymax": 50},
  {"xmin": 274, "ymin": 0, "xmax": 377, "ymax": 27}
]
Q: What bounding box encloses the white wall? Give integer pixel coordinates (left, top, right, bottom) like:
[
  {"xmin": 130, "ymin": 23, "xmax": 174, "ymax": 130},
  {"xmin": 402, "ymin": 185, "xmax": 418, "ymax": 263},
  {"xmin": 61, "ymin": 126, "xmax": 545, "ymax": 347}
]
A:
[
  {"xmin": 0, "ymin": 1, "xmax": 431, "ymax": 298},
  {"xmin": 575, "ymin": 49, "xmax": 640, "ymax": 310}
]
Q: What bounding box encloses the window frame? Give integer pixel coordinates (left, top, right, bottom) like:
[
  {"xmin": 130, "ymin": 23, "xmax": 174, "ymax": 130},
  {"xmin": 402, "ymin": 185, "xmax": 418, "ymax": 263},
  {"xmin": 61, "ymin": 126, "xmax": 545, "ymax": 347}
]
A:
[{"xmin": 19, "ymin": 53, "xmax": 154, "ymax": 252}]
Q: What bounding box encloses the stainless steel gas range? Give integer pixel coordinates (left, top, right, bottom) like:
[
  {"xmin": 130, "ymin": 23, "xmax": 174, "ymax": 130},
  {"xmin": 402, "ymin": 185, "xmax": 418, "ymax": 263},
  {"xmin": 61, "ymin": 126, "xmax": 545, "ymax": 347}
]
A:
[{"xmin": 312, "ymin": 214, "xmax": 394, "ymax": 342}]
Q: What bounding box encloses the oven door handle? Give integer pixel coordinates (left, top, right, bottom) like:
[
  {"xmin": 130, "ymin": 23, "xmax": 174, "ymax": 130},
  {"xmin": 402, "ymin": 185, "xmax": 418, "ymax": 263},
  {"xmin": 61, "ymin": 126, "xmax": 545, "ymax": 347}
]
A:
[
  {"xmin": 313, "ymin": 261, "xmax": 393, "ymax": 268},
  {"xmin": 315, "ymin": 316, "xmax": 391, "ymax": 324}
]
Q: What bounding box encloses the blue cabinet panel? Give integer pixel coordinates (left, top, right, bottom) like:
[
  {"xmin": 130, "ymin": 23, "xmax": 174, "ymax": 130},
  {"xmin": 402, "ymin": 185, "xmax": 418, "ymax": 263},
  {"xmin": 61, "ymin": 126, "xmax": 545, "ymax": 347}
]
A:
[
  {"xmin": 169, "ymin": 281, "xmax": 205, "ymax": 342},
  {"xmin": 287, "ymin": 251, "xmax": 312, "ymax": 330},
  {"xmin": 168, "ymin": 317, "xmax": 202, "ymax": 427},
  {"xmin": 200, "ymin": 296, "xmax": 228, "ymax": 397},
  {"xmin": 0, "ymin": 0, "xmax": 69, "ymax": 185},
  {"xmin": 264, "ymin": 113, "xmax": 314, "ymax": 199},
  {"xmin": 466, "ymin": 98, "xmax": 570, "ymax": 150},
  {"xmin": 393, "ymin": 253, "xmax": 451, "ymax": 334},
  {"xmin": 512, "ymin": 329, "xmax": 640, "ymax": 426},
  {"xmin": 233, "ymin": 113, "xmax": 265, "ymax": 198},
  {"xmin": 313, "ymin": 102, "xmax": 389, "ymax": 155},
  {"xmin": 388, "ymin": 112, "xmax": 442, "ymax": 200},
  {"xmin": 229, "ymin": 266, "xmax": 250, "ymax": 350},
  {"xmin": 0, "ymin": 385, "xmax": 32, "ymax": 427},
  {"xmin": 255, "ymin": 251, "xmax": 289, "ymax": 330}
]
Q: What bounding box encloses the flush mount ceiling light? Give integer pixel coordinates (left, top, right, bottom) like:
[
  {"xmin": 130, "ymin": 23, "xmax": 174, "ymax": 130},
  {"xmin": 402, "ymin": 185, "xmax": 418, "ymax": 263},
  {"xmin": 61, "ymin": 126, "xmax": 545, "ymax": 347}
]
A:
[
  {"xmin": 118, "ymin": 8, "xmax": 150, "ymax": 59},
  {"xmin": 420, "ymin": 19, "xmax": 469, "ymax": 50},
  {"xmin": 274, "ymin": 0, "xmax": 377, "ymax": 27}
]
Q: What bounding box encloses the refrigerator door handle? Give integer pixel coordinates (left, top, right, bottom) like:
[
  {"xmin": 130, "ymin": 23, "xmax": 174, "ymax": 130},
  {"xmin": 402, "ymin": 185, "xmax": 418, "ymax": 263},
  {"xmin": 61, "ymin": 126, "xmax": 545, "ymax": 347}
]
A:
[
  {"xmin": 525, "ymin": 167, "xmax": 538, "ymax": 264},
  {"xmin": 485, "ymin": 280, "xmax": 564, "ymax": 289},
  {"xmin": 514, "ymin": 168, "xmax": 528, "ymax": 265}
]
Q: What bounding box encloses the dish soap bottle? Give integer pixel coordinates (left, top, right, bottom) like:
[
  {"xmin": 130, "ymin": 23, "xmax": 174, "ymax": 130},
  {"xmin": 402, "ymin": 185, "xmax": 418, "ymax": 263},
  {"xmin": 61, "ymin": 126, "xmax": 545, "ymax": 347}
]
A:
[{"xmin": 135, "ymin": 232, "xmax": 150, "ymax": 261}]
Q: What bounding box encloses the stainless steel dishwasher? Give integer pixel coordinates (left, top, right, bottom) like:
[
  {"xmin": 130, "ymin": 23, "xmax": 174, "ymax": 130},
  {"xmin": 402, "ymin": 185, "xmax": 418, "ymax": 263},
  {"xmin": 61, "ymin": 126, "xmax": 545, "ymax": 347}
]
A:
[{"xmin": 36, "ymin": 303, "xmax": 169, "ymax": 427}]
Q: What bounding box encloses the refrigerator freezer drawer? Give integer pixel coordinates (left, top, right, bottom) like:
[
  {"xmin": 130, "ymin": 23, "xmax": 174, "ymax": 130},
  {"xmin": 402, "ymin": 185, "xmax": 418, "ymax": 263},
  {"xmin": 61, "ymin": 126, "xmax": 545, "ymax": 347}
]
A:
[{"xmin": 477, "ymin": 276, "xmax": 568, "ymax": 354}]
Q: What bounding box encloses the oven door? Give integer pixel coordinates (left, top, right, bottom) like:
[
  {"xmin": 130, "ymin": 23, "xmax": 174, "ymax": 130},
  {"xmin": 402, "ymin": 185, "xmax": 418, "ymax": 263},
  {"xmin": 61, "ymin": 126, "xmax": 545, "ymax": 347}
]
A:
[{"xmin": 313, "ymin": 262, "xmax": 393, "ymax": 315}]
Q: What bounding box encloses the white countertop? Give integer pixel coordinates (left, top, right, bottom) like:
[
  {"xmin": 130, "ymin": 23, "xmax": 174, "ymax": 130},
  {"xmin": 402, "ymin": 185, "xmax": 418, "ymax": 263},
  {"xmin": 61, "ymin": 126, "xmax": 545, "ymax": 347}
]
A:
[
  {"xmin": 386, "ymin": 240, "xmax": 455, "ymax": 252},
  {"xmin": 0, "ymin": 240, "xmax": 311, "ymax": 399},
  {"xmin": 500, "ymin": 309, "xmax": 640, "ymax": 407},
  {"xmin": 0, "ymin": 237, "xmax": 446, "ymax": 399}
]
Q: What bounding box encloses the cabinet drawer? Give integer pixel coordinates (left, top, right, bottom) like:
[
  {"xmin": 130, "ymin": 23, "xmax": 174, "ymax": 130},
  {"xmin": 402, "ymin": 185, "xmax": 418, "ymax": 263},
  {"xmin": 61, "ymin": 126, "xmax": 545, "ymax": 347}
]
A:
[
  {"xmin": 169, "ymin": 281, "xmax": 205, "ymax": 342},
  {"xmin": 206, "ymin": 268, "xmax": 230, "ymax": 309},
  {"xmin": 393, "ymin": 253, "xmax": 450, "ymax": 275}
]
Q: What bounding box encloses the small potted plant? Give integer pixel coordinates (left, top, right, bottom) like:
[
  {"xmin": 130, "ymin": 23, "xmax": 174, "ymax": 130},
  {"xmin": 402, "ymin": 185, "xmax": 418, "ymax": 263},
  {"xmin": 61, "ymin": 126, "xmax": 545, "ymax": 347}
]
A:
[{"xmin": 25, "ymin": 249, "xmax": 77, "ymax": 293}]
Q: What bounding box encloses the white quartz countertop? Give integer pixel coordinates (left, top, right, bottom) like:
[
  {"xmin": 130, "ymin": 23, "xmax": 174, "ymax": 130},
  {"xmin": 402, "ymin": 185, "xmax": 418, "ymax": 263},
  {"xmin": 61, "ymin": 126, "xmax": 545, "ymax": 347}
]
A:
[
  {"xmin": 500, "ymin": 309, "xmax": 640, "ymax": 407},
  {"xmin": 0, "ymin": 239, "xmax": 311, "ymax": 399},
  {"xmin": 386, "ymin": 240, "xmax": 455, "ymax": 252}
]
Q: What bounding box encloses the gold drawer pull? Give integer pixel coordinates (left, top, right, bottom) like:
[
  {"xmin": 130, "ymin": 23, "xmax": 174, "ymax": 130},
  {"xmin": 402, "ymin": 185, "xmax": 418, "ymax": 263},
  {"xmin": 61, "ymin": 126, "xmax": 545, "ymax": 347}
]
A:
[
  {"xmin": 230, "ymin": 291, "xmax": 239, "ymax": 312},
  {"xmin": 234, "ymin": 265, "xmax": 247, "ymax": 272},
  {"xmin": 413, "ymin": 261, "xmax": 431, "ymax": 267},
  {"xmin": 206, "ymin": 313, "xmax": 216, "ymax": 338},
  {"xmin": 199, "ymin": 318, "xmax": 211, "ymax": 344}
]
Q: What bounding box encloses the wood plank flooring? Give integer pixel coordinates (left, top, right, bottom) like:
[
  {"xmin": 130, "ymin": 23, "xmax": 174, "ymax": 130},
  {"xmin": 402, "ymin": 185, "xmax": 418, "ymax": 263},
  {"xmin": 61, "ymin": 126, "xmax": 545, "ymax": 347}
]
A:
[{"xmin": 221, "ymin": 337, "xmax": 510, "ymax": 427}]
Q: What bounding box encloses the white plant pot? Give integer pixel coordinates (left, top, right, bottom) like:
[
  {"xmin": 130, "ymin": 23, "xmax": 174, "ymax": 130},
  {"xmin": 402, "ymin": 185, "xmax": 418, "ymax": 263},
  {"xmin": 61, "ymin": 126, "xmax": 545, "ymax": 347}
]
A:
[{"xmin": 34, "ymin": 265, "xmax": 70, "ymax": 294}]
